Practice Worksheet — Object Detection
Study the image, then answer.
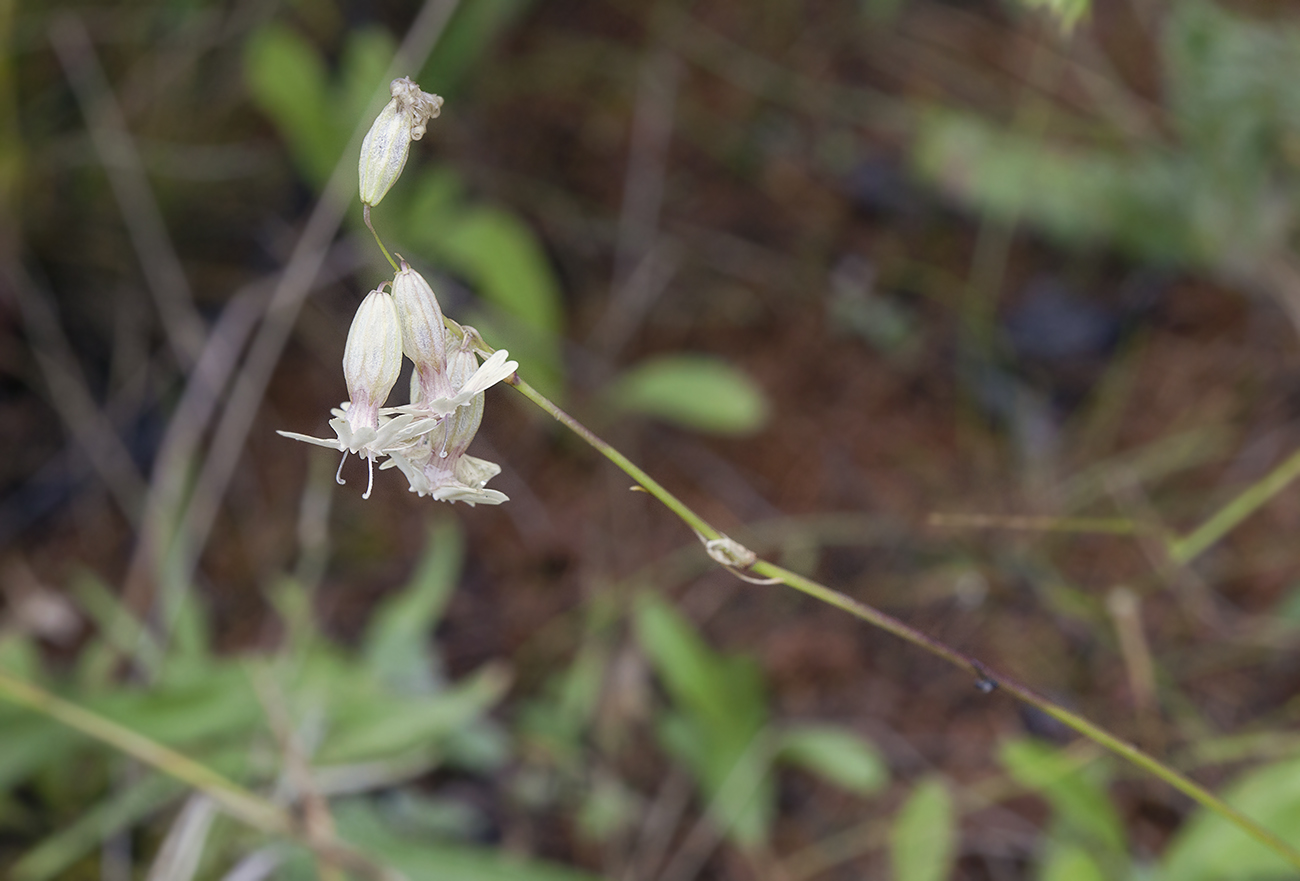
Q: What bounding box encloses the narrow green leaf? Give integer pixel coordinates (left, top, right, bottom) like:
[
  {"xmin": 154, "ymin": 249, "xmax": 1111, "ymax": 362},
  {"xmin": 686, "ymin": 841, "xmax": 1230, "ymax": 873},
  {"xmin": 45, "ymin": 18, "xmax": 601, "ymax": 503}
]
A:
[
  {"xmin": 777, "ymin": 724, "xmax": 889, "ymax": 796},
  {"xmin": 11, "ymin": 773, "xmax": 180, "ymax": 881},
  {"xmin": 605, "ymin": 355, "xmax": 770, "ymax": 435},
  {"xmin": 436, "ymin": 207, "xmax": 564, "ymax": 337},
  {"xmin": 1161, "ymin": 756, "xmax": 1300, "ymax": 881},
  {"xmin": 418, "ymin": 0, "xmax": 535, "ymax": 95},
  {"xmin": 1016, "ymin": 0, "xmax": 1089, "ymax": 31},
  {"xmin": 87, "ymin": 665, "xmax": 261, "ymax": 748},
  {"xmin": 634, "ymin": 593, "xmax": 774, "ymax": 847},
  {"xmin": 362, "ymin": 517, "xmax": 464, "ymax": 693},
  {"xmin": 891, "ymin": 778, "xmax": 956, "ymax": 881},
  {"xmin": 1042, "ymin": 843, "xmax": 1109, "ymax": 881},
  {"xmin": 1000, "ymin": 739, "xmax": 1126, "ymax": 856},
  {"xmin": 243, "ymin": 23, "xmax": 337, "ymax": 185},
  {"xmin": 339, "ymin": 27, "xmax": 398, "ymax": 125},
  {"xmin": 0, "ymin": 707, "xmax": 77, "ymax": 791},
  {"xmin": 335, "ymin": 797, "xmax": 604, "ymax": 881},
  {"xmin": 317, "ymin": 664, "xmax": 508, "ymax": 764},
  {"xmin": 633, "ymin": 593, "xmax": 765, "ymax": 738}
]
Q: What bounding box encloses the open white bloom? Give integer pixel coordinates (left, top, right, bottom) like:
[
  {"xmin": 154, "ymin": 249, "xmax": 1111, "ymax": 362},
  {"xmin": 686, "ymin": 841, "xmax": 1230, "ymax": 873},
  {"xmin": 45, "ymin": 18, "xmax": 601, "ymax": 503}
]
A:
[
  {"xmin": 276, "ymin": 286, "xmax": 429, "ymax": 498},
  {"xmin": 388, "ymin": 265, "xmax": 518, "ymax": 421},
  {"xmin": 358, "ymin": 77, "xmax": 443, "ymax": 207},
  {"xmin": 382, "ymin": 324, "xmax": 511, "ymax": 505}
]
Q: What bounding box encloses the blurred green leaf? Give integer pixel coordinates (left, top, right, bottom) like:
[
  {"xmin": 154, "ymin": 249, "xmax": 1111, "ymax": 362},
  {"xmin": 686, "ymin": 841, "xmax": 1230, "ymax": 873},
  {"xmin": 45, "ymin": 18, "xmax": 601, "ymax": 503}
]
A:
[
  {"xmin": 437, "ymin": 207, "xmax": 564, "ymax": 336},
  {"xmin": 1161, "ymin": 756, "xmax": 1300, "ymax": 881},
  {"xmin": 1016, "ymin": 0, "xmax": 1089, "ymax": 31},
  {"xmin": 577, "ymin": 773, "xmax": 639, "ymax": 842},
  {"xmin": 633, "ymin": 593, "xmax": 766, "ymax": 740},
  {"xmin": 913, "ymin": 109, "xmax": 1193, "ymax": 264},
  {"xmin": 890, "ymin": 777, "xmax": 956, "ymax": 881},
  {"xmin": 419, "ymin": 0, "xmax": 534, "ymax": 96},
  {"xmin": 339, "ymin": 27, "xmax": 399, "ymax": 127},
  {"xmin": 363, "ymin": 518, "xmax": 464, "ymax": 694},
  {"xmin": 1000, "ymin": 739, "xmax": 1126, "ymax": 856},
  {"xmin": 244, "ymin": 22, "xmax": 337, "ymax": 185},
  {"xmin": 0, "ymin": 631, "xmax": 42, "ymax": 680},
  {"xmin": 11, "ymin": 773, "xmax": 180, "ymax": 881},
  {"xmin": 1042, "ymin": 842, "xmax": 1109, "ymax": 881},
  {"xmin": 913, "ymin": 3, "xmax": 1300, "ymax": 278},
  {"xmin": 317, "ymin": 663, "xmax": 508, "ymax": 764},
  {"xmin": 634, "ymin": 592, "xmax": 773, "ymax": 847},
  {"xmin": 88, "ymin": 664, "xmax": 261, "ymax": 748},
  {"xmin": 0, "ymin": 708, "xmax": 77, "ymax": 792},
  {"xmin": 335, "ymin": 797, "xmax": 604, "ymax": 881},
  {"xmin": 776, "ymin": 724, "xmax": 889, "ymax": 796},
  {"xmin": 605, "ymin": 355, "xmax": 770, "ymax": 436}
]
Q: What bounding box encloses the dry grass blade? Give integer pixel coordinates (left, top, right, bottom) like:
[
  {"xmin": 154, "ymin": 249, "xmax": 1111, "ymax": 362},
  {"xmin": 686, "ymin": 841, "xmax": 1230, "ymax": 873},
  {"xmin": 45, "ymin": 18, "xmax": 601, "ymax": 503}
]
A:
[{"xmin": 48, "ymin": 13, "xmax": 207, "ymax": 371}]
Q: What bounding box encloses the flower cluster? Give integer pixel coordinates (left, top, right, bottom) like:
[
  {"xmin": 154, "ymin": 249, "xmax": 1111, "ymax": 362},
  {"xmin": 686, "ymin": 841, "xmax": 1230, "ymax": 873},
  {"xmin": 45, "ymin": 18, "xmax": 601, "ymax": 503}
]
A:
[{"xmin": 278, "ymin": 262, "xmax": 517, "ymax": 505}]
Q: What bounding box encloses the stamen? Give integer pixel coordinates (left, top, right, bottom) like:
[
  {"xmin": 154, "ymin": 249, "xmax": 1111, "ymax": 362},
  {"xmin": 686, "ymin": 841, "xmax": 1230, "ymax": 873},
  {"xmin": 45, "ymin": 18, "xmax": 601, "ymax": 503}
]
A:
[
  {"xmin": 362, "ymin": 455, "xmax": 376, "ymax": 500},
  {"xmin": 335, "ymin": 451, "xmax": 349, "ymax": 485}
]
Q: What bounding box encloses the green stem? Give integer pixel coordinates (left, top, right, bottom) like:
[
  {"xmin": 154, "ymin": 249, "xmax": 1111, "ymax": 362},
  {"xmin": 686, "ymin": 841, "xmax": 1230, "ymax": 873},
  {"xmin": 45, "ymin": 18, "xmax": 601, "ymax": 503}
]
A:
[
  {"xmin": 507, "ymin": 373, "xmax": 1300, "ymax": 872},
  {"xmin": 507, "ymin": 375, "xmax": 721, "ymax": 541},
  {"xmin": 363, "ymin": 204, "xmax": 399, "ymax": 273},
  {"xmin": 0, "ymin": 669, "xmax": 397, "ymax": 880},
  {"xmin": 1169, "ymin": 444, "xmax": 1300, "ymax": 565}
]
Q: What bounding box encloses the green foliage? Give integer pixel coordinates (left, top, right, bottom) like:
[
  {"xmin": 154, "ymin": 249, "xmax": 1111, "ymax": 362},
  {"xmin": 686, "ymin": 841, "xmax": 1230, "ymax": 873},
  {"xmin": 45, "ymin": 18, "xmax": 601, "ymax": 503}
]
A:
[
  {"xmin": 10, "ymin": 775, "xmax": 181, "ymax": 881},
  {"xmin": 335, "ymin": 797, "xmax": 604, "ymax": 881},
  {"xmin": 362, "ymin": 516, "xmax": 463, "ymax": 692},
  {"xmin": 606, "ymin": 354, "xmax": 771, "ymax": 436},
  {"xmin": 0, "ymin": 524, "xmax": 527, "ymax": 879},
  {"xmin": 1160, "ymin": 756, "xmax": 1300, "ymax": 881},
  {"xmin": 634, "ymin": 591, "xmax": 773, "ymax": 846},
  {"xmin": 913, "ymin": 110, "xmax": 1193, "ymax": 263},
  {"xmin": 632, "ymin": 593, "xmax": 889, "ymax": 850},
  {"xmin": 1016, "ymin": 0, "xmax": 1089, "ymax": 31},
  {"xmin": 913, "ymin": 1, "xmax": 1300, "ymax": 278},
  {"xmin": 244, "ymin": 23, "xmax": 394, "ymax": 186},
  {"xmin": 418, "ymin": 0, "xmax": 535, "ymax": 96},
  {"xmin": 776, "ymin": 724, "xmax": 890, "ymax": 796},
  {"xmin": 1000, "ymin": 739, "xmax": 1126, "ymax": 859},
  {"xmin": 890, "ymin": 777, "xmax": 957, "ymax": 881},
  {"xmin": 1042, "ymin": 843, "xmax": 1109, "ymax": 881}
]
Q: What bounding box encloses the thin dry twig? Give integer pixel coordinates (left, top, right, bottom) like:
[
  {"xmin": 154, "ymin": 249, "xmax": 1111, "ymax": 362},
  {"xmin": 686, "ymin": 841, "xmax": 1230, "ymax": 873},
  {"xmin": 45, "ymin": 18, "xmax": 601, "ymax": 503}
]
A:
[
  {"xmin": 252, "ymin": 669, "xmax": 343, "ymax": 881},
  {"xmin": 120, "ymin": 281, "xmax": 267, "ymax": 627},
  {"xmin": 591, "ymin": 49, "xmax": 681, "ymax": 358},
  {"xmin": 7, "ymin": 263, "xmax": 148, "ymax": 518},
  {"xmin": 49, "ymin": 13, "xmax": 207, "ymax": 371}
]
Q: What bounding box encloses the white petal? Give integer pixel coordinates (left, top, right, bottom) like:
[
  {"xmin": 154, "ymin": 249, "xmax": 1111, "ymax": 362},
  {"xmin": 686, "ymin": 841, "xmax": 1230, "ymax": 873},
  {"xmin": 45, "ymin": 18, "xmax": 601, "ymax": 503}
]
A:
[
  {"xmin": 454, "ymin": 350, "xmax": 518, "ymax": 401},
  {"xmin": 432, "ymin": 484, "xmax": 509, "ymax": 506},
  {"xmin": 276, "ymin": 430, "xmax": 345, "ymax": 451}
]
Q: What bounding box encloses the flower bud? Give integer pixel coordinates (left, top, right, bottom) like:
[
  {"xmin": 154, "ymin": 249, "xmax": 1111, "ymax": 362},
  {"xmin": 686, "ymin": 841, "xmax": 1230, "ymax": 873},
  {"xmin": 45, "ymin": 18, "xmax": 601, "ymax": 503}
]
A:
[
  {"xmin": 391, "ymin": 261, "xmax": 451, "ymax": 402},
  {"xmin": 342, "ymin": 286, "xmax": 403, "ymax": 433},
  {"xmin": 358, "ymin": 77, "xmax": 443, "ymax": 207}
]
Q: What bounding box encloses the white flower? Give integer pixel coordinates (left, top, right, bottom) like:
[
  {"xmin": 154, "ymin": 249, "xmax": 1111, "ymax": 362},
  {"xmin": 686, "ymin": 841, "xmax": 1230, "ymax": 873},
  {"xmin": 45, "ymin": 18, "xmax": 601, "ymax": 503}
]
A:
[
  {"xmin": 358, "ymin": 77, "xmax": 443, "ymax": 207},
  {"xmin": 383, "ymin": 450, "xmax": 509, "ymax": 506},
  {"xmin": 275, "ymin": 287, "xmax": 425, "ymax": 498},
  {"xmin": 384, "ymin": 343, "xmax": 518, "ymax": 424},
  {"xmin": 379, "ymin": 326, "xmax": 512, "ymax": 504}
]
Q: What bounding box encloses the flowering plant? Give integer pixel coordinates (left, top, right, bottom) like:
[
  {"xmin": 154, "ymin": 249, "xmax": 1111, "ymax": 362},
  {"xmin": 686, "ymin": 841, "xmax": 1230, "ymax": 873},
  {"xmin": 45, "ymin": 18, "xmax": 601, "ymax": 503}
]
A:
[{"xmin": 278, "ymin": 80, "xmax": 516, "ymax": 504}]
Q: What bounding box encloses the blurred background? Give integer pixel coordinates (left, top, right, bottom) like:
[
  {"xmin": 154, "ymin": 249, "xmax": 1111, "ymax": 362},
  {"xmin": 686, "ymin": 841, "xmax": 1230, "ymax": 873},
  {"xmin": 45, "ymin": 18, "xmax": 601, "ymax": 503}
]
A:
[{"xmin": 4, "ymin": 0, "xmax": 1300, "ymax": 878}]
